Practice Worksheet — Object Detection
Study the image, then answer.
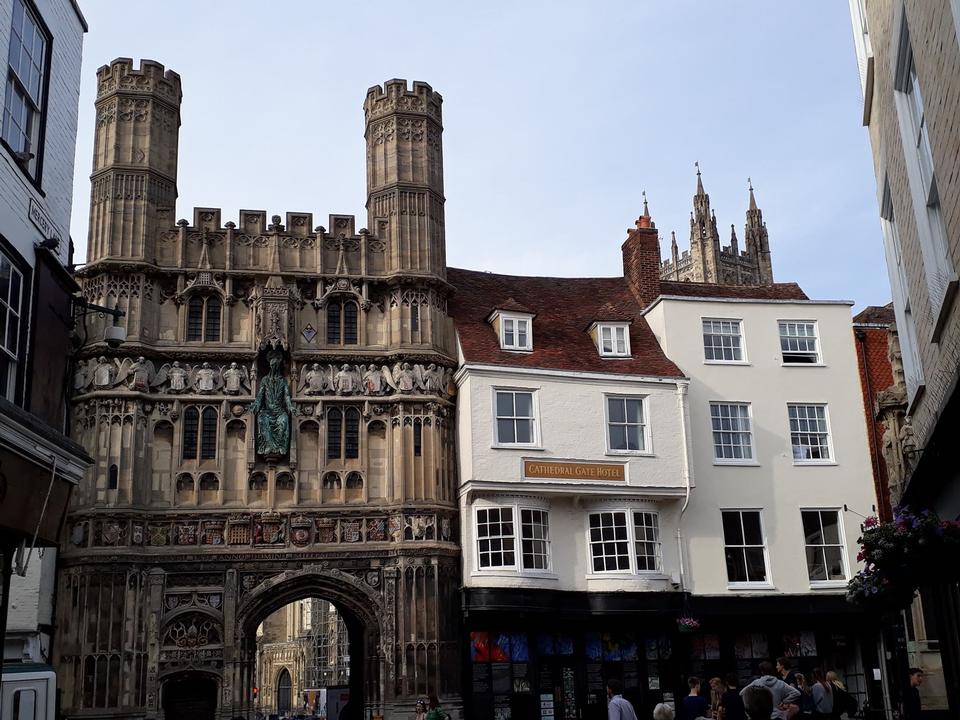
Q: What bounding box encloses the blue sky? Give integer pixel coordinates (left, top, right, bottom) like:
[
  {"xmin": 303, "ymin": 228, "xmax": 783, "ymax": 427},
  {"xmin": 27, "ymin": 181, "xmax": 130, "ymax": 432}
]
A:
[{"xmin": 71, "ymin": 1, "xmax": 889, "ymax": 309}]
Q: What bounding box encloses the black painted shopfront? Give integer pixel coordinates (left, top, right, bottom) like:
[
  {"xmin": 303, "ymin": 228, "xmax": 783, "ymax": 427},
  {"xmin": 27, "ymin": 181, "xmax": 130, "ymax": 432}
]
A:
[{"xmin": 462, "ymin": 589, "xmax": 885, "ymax": 720}]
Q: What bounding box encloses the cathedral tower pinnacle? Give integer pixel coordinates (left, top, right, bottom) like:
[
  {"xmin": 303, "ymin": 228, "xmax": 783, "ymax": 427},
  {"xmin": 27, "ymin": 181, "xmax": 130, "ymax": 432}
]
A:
[
  {"xmin": 744, "ymin": 179, "xmax": 773, "ymax": 283},
  {"xmin": 688, "ymin": 163, "xmax": 722, "ymax": 283}
]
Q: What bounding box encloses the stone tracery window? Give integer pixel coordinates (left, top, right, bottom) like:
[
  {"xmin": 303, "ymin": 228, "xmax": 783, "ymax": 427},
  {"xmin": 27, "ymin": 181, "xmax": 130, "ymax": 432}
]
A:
[
  {"xmin": 186, "ymin": 294, "xmax": 222, "ymax": 342},
  {"xmin": 326, "ymin": 407, "xmax": 361, "ymax": 460},
  {"xmin": 162, "ymin": 614, "xmax": 222, "ymax": 648},
  {"xmin": 326, "ymin": 298, "xmax": 358, "ymax": 345},
  {"xmin": 183, "ymin": 406, "xmax": 218, "ymax": 460}
]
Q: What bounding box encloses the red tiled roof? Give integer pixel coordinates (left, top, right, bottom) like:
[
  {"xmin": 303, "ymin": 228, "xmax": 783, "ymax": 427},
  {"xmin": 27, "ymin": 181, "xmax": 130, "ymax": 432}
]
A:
[
  {"xmin": 489, "ymin": 297, "xmax": 534, "ymax": 316},
  {"xmin": 658, "ymin": 280, "xmax": 809, "ymax": 301},
  {"xmin": 853, "ymin": 303, "xmax": 895, "ymax": 325},
  {"xmin": 447, "ymin": 268, "xmax": 684, "ymax": 377}
]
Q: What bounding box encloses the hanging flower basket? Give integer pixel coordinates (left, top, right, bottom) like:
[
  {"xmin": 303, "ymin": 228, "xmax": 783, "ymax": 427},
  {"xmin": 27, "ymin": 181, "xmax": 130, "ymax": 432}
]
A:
[
  {"xmin": 847, "ymin": 506, "xmax": 960, "ymax": 610},
  {"xmin": 677, "ymin": 617, "xmax": 700, "ymax": 633}
]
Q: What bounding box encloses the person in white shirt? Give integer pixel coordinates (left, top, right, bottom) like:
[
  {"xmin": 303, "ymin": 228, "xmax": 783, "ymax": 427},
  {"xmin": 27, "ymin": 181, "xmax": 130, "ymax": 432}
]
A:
[{"xmin": 607, "ymin": 679, "xmax": 639, "ymax": 720}]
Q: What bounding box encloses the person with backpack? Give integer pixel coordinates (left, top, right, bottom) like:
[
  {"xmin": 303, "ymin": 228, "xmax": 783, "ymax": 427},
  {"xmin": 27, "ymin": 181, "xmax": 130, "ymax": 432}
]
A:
[{"xmin": 825, "ymin": 672, "xmax": 857, "ymax": 718}]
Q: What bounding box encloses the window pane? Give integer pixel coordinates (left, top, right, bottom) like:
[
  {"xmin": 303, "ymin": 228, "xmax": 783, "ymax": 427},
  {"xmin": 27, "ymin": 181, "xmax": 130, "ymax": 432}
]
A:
[
  {"xmin": 721, "ymin": 512, "xmax": 743, "ymax": 545},
  {"xmin": 802, "ymin": 511, "xmax": 823, "ymax": 545},
  {"xmin": 625, "ymin": 399, "xmax": 642, "ymax": 424},
  {"xmin": 741, "ymin": 512, "xmax": 763, "ymax": 546},
  {"xmin": 343, "ymin": 301, "xmax": 358, "ymax": 344},
  {"xmin": 625, "ymin": 425, "xmax": 640, "ymax": 451},
  {"xmin": 806, "ymin": 546, "xmax": 826, "ymax": 581},
  {"xmin": 503, "ymin": 318, "xmax": 514, "ymax": 345},
  {"xmin": 496, "ymin": 392, "xmax": 514, "ymax": 417},
  {"xmin": 820, "ymin": 511, "xmax": 841, "ymax": 544},
  {"xmin": 515, "ymin": 419, "xmax": 532, "ymax": 444},
  {"xmin": 204, "ymin": 298, "xmax": 221, "ymax": 342},
  {"xmin": 517, "ymin": 320, "xmax": 528, "ymax": 347},
  {"xmin": 744, "ymin": 547, "xmax": 767, "ymax": 582},
  {"xmin": 514, "ymin": 392, "xmax": 533, "ymax": 417},
  {"xmin": 326, "ymin": 302, "xmax": 341, "ymax": 344},
  {"xmin": 9, "ymin": 266, "xmax": 20, "ymax": 313},
  {"xmin": 724, "ymin": 547, "xmax": 747, "ymax": 583},
  {"xmin": 608, "ymin": 398, "xmax": 625, "ymax": 423},
  {"xmin": 615, "ymin": 327, "xmax": 626, "ymax": 354},
  {"xmin": 187, "ymin": 297, "xmax": 204, "ymax": 341},
  {"xmin": 497, "ymin": 418, "xmax": 515, "ymax": 444}
]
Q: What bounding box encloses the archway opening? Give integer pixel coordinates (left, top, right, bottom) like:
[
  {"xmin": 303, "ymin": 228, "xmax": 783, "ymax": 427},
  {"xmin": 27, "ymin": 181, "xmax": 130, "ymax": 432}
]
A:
[
  {"xmin": 161, "ymin": 674, "xmax": 217, "ymax": 720},
  {"xmin": 254, "ymin": 596, "xmax": 359, "ymax": 719}
]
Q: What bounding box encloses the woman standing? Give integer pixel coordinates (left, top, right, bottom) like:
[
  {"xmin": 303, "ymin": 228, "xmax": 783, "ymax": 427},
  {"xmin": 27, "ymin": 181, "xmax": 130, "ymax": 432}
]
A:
[
  {"xmin": 793, "ymin": 673, "xmax": 815, "ymax": 716},
  {"xmin": 811, "ymin": 669, "xmax": 834, "ymax": 717}
]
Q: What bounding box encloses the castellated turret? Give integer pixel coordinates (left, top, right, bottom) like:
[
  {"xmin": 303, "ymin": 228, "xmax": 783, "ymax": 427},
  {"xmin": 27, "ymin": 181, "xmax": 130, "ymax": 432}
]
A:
[
  {"xmin": 364, "ymin": 79, "xmax": 446, "ymax": 279},
  {"xmin": 88, "ymin": 58, "xmax": 182, "ymax": 265}
]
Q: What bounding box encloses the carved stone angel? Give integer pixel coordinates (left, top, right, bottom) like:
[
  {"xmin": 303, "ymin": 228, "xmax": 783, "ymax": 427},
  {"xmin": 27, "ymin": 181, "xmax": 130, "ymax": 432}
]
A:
[
  {"xmin": 334, "ymin": 364, "xmax": 361, "ymax": 395},
  {"xmin": 92, "ymin": 356, "xmax": 117, "ymax": 388},
  {"xmin": 384, "ymin": 362, "xmax": 417, "ymax": 393},
  {"xmin": 117, "ymin": 356, "xmax": 155, "ymax": 392},
  {"xmin": 362, "ymin": 364, "xmax": 384, "ymax": 395},
  {"xmin": 194, "ymin": 362, "xmax": 221, "ymax": 394},
  {"xmin": 298, "ymin": 363, "xmax": 329, "ymax": 396},
  {"xmin": 74, "ymin": 360, "xmax": 92, "ymax": 392},
  {"xmin": 222, "ymin": 362, "xmax": 250, "ymax": 395}
]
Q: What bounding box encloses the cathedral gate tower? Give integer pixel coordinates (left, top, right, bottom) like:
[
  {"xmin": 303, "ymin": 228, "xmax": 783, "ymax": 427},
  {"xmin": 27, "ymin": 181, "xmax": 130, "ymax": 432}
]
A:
[{"xmin": 57, "ymin": 60, "xmax": 460, "ymax": 719}]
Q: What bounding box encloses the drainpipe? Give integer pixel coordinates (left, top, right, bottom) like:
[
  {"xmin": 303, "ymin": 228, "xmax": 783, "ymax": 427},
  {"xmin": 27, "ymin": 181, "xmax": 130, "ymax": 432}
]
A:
[{"xmin": 675, "ymin": 381, "xmax": 693, "ymax": 594}]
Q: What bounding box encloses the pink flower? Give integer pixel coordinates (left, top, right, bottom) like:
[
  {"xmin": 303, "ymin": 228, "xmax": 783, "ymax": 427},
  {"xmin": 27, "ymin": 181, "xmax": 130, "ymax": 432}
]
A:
[{"xmin": 864, "ymin": 516, "xmax": 878, "ymax": 528}]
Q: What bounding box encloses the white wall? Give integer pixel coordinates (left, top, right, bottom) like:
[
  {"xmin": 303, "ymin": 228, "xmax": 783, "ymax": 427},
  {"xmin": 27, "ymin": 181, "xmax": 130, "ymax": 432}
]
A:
[
  {"xmin": 645, "ymin": 297, "xmax": 877, "ymax": 597},
  {"xmin": 456, "ymin": 365, "xmax": 689, "ymax": 593},
  {"xmin": 4, "ymin": 549, "xmax": 56, "ymax": 663},
  {"xmin": 0, "ymin": 0, "xmax": 85, "ymax": 265}
]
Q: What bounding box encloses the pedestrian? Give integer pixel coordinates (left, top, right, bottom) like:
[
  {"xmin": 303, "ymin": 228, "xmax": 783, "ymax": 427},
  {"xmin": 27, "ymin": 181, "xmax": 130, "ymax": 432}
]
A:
[
  {"xmin": 719, "ymin": 673, "xmax": 746, "ymax": 720},
  {"xmin": 607, "ymin": 678, "xmax": 639, "ymax": 720},
  {"xmin": 740, "ymin": 661, "xmax": 801, "ymax": 720},
  {"xmin": 777, "ymin": 658, "xmax": 800, "ymax": 689},
  {"xmin": 825, "ymin": 671, "xmax": 856, "ymax": 718},
  {"xmin": 414, "ymin": 698, "xmax": 428, "ymax": 720},
  {"xmin": 742, "ymin": 686, "xmax": 774, "ymax": 720},
  {"xmin": 653, "ymin": 703, "xmax": 676, "ymax": 720},
  {"xmin": 902, "ymin": 668, "xmax": 924, "ymax": 720},
  {"xmin": 682, "ymin": 677, "xmax": 710, "ymax": 719},
  {"xmin": 425, "ymin": 693, "xmax": 449, "ymax": 720},
  {"xmin": 793, "ymin": 673, "xmax": 814, "ymax": 716},
  {"xmin": 810, "ymin": 668, "xmax": 833, "ymax": 717},
  {"xmin": 709, "ymin": 677, "xmax": 725, "ymax": 718}
]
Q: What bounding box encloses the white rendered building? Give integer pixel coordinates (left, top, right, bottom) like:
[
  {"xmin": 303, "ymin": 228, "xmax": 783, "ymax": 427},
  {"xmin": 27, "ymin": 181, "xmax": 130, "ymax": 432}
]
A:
[{"xmin": 449, "ymin": 188, "xmax": 881, "ymax": 719}]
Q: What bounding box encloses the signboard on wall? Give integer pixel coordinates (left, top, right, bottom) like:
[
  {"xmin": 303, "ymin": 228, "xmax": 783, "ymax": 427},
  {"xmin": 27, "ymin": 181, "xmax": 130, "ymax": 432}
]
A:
[{"xmin": 523, "ymin": 459, "xmax": 626, "ymax": 482}]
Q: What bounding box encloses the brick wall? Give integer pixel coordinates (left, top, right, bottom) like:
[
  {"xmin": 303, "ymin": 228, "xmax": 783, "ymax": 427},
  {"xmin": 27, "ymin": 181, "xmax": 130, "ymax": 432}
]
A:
[
  {"xmin": 853, "ymin": 323, "xmax": 896, "ymax": 520},
  {"xmin": 863, "ymin": 1, "xmax": 960, "ymax": 454}
]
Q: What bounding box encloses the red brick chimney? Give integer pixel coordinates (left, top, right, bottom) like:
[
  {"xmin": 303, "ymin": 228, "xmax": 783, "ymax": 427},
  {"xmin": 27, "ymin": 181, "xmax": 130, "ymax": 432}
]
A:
[{"xmin": 622, "ymin": 212, "xmax": 662, "ymax": 307}]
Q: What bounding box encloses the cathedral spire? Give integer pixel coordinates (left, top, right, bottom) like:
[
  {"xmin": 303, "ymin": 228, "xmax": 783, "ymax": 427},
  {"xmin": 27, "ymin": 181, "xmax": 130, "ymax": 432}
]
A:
[
  {"xmin": 748, "ymin": 176, "xmax": 757, "ymax": 211},
  {"xmin": 743, "ymin": 179, "xmax": 773, "ymax": 283},
  {"xmin": 695, "ymin": 161, "xmax": 705, "ymax": 195}
]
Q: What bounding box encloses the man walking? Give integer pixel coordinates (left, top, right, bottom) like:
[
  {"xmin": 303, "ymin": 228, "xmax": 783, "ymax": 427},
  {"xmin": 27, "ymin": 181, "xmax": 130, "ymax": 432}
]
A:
[
  {"xmin": 607, "ymin": 679, "xmax": 639, "ymax": 720},
  {"xmin": 902, "ymin": 668, "xmax": 924, "ymax": 720}
]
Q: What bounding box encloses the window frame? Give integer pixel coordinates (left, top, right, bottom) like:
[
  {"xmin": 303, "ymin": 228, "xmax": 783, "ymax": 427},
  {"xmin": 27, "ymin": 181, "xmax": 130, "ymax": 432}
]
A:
[
  {"xmin": 596, "ymin": 322, "xmax": 631, "ymax": 358},
  {"xmin": 799, "ymin": 507, "xmax": 850, "ymax": 588},
  {"xmin": 892, "ymin": 11, "xmax": 957, "ymax": 336},
  {"xmin": 492, "ymin": 387, "xmax": 539, "ymax": 448},
  {"xmin": 777, "ymin": 320, "xmax": 822, "ymax": 365},
  {"xmin": 185, "ymin": 294, "xmax": 223, "ymax": 343},
  {"xmin": 498, "ymin": 312, "xmax": 533, "ymax": 352},
  {"xmin": 585, "ymin": 508, "xmax": 664, "ymax": 577},
  {"xmin": 0, "ymin": 246, "xmax": 26, "ymax": 403},
  {"xmin": 701, "ymin": 317, "xmax": 747, "ymax": 364},
  {"xmin": 326, "ymin": 298, "xmax": 360, "ymax": 346},
  {"xmin": 326, "ymin": 405, "xmax": 361, "ymax": 461},
  {"xmin": 1, "ymin": 0, "xmax": 52, "ymax": 184},
  {"xmin": 603, "ymin": 394, "xmax": 651, "ymax": 456},
  {"xmin": 473, "ymin": 503, "xmax": 556, "ymax": 576},
  {"xmin": 720, "ymin": 508, "xmax": 772, "ymax": 589},
  {"xmin": 786, "ymin": 403, "xmax": 835, "ymax": 465},
  {"xmin": 709, "ymin": 401, "xmax": 756, "ymax": 466}
]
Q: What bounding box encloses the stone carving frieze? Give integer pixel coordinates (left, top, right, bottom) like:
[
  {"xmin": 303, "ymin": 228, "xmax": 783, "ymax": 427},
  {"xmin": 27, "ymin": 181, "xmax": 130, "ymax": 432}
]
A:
[
  {"xmin": 75, "ymin": 357, "xmax": 254, "ymax": 396},
  {"xmin": 296, "ymin": 362, "xmax": 454, "ymax": 398}
]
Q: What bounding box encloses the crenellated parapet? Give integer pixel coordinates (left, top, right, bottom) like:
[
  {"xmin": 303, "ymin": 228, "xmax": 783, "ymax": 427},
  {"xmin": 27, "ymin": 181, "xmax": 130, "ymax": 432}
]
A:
[
  {"xmin": 363, "ymin": 79, "xmax": 442, "ymax": 124},
  {"xmin": 96, "ymin": 57, "xmax": 182, "ymax": 105}
]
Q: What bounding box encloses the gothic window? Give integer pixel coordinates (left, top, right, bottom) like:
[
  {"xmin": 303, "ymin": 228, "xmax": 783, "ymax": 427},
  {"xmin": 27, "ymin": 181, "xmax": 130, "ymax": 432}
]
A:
[
  {"xmin": 326, "ymin": 299, "xmax": 358, "ymax": 346},
  {"xmin": 326, "ymin": 407, "xmax": 360, "ymax": 460},
  {"xmin": 413, "ymin": 419, "xmax": 423, "ymax": 457},
  {"xmin": 186, "ymin": 295, "xmax": 222, "ymax": 342},
  {"xmin": 200, "ymin": 407, "xmax": 218, "ymax": 459},
  {"xmin": 108, "ymin": 464, "xmax": 118, "ymax": 490},
  {"xmin": 183, "ymin": 407, "xmax": 199, "ymax": 458},
  {"xmin": 411, "ymin": 302, "xmax": 420, "ymax": 332},
  {"xmin": 346, "ymin": 472, "xmax": 363, "ymax": 489},
  {"xmin": 326, "ymin": 408, "xmax": 342, "ymax": 460},
  {"xmin": 183, "ymin": 406, "xmax": 218, "ymax": 460}
]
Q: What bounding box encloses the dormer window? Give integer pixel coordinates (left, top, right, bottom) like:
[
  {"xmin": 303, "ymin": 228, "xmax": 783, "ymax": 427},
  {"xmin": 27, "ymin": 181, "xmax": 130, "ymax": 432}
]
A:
[
  {"xmin": 501, "ymin": 315, "xmax": 531, "ymax": 351},
  {"xmin": 595, "ymin": 323, "xmax": 630, "ymax": 357}
]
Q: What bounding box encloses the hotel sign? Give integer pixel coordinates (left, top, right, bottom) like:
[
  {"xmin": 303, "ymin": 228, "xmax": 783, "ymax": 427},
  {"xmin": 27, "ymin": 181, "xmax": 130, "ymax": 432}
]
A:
[{"xmin": 523, "ymin": 459, "xmax": 626, "ymax": 482}]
